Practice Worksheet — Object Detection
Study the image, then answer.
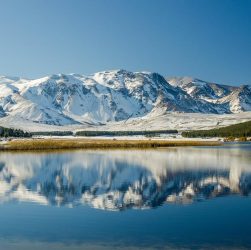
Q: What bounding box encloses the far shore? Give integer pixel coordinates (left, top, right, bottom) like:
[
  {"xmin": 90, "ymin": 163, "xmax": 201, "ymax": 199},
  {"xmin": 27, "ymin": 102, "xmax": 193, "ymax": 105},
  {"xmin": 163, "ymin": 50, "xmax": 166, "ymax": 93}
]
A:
[{"xmin": 0, "ymin": 137, "xmax": 222, "ymax": 151}]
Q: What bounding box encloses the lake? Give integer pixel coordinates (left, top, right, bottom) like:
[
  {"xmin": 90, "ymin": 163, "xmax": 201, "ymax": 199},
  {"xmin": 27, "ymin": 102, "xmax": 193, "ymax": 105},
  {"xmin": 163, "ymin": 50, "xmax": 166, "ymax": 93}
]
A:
[{"xmin": 0, "ymin": 143, "xmax": 250, "ymax": 249}]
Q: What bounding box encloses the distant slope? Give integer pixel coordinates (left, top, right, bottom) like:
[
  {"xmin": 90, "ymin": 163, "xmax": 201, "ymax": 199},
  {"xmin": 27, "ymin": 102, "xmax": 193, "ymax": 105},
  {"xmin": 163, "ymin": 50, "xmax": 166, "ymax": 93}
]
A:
[
  {"xmin": 1, "ymin": 110, "xmax": 251, "ymax": 133},
  {"xmin": 182, "ymin": 121, "xmax": 251, "ymax": 138}
]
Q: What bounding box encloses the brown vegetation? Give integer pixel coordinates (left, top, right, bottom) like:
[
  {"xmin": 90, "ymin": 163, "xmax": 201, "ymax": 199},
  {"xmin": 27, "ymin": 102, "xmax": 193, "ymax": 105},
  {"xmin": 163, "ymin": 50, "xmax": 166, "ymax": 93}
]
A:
[{"xmin": 0, "ymin": 138, "xmax": 222, "ymax": 151}]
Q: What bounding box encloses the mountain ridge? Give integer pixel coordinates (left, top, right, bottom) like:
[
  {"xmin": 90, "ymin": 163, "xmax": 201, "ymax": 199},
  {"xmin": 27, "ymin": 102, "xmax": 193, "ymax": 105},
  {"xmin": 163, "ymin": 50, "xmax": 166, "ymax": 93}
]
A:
[{"xmin": 0, "ymin": 70, "xmax": 250, "ymax": 127}]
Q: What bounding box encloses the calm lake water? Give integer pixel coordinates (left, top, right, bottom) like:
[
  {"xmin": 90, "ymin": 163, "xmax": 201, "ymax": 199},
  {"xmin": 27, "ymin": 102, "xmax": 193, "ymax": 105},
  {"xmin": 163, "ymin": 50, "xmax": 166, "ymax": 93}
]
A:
[{"xmin": 0, "ymin": 143, "xmax": 251, "ymax": 250}]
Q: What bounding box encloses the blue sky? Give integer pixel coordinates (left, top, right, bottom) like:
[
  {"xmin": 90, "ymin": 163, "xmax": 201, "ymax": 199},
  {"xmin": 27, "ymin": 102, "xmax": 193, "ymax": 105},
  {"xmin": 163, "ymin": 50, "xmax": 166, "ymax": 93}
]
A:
[{"xmin": 0, "ymin": 0, "xmax": 250, "ymax": 85}]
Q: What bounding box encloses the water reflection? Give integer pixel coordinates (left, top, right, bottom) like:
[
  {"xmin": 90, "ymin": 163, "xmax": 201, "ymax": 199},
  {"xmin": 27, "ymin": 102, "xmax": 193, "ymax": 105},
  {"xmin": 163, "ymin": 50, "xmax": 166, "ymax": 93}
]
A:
[{"xmin": 0, "ymin": 144, "xmax": 250, "ymax": 210}]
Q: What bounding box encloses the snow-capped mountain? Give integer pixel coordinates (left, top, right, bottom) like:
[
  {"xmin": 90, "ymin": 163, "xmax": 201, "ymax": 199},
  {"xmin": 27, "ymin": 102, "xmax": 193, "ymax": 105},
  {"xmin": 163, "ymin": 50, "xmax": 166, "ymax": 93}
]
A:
[
  {"xmin": 0, "ymin": 70, "xmax": 250, "ymax": 126},
  {"xmin": 167, "ymin": 76, "xmax": 251, "ymax": 113},
  {"xmin": 0, "ymin": 149, "xmax": 250, "ymax": 210}
]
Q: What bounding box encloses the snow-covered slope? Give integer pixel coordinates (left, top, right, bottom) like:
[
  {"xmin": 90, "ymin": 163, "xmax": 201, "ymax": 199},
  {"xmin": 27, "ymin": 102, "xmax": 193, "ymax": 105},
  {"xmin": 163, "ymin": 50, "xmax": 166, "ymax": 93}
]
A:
[
  {"xmin": 217, "ymin": 85, "xmax": 251, "ymax": 113},
  {"xmin": 0, "ymin": 70, "xmax": 250, "ymax": 128},
  {"xmin": 167, "ymin": 76, "xmax": 251, "ymax": 113}
]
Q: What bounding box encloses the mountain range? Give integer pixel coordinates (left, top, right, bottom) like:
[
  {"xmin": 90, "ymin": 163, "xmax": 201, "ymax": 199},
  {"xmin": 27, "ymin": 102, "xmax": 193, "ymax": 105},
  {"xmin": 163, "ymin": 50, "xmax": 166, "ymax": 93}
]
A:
[{"xmin": 0, "ymin": 70, "xmax": 250, "ymax": 128}]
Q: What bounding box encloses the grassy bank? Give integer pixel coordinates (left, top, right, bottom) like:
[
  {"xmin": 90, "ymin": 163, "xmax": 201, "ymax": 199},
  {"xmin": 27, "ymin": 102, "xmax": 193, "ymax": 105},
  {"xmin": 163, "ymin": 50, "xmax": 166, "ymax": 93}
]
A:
[{"xmin": 0, "ymin": 138, "xmax": 221, "ymax": 151}]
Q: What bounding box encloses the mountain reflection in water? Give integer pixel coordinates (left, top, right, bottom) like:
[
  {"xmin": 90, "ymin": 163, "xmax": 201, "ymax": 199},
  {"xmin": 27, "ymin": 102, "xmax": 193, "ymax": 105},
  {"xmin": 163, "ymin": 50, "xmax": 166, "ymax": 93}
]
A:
[{"xmin": 0, "ymin": 145, "xmax": 250, "ymax": 211}]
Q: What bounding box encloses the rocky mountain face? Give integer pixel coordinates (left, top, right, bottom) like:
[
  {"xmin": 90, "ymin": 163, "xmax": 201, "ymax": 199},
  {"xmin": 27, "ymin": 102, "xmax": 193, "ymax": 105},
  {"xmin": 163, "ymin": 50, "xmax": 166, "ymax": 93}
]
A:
[
  {"xmin": 0, "ymin": 71, "xmax": 250, "ymax": 126},
  {"xmin": 167, "ymin": 76, "xmax": 251, "ymax": 113}
]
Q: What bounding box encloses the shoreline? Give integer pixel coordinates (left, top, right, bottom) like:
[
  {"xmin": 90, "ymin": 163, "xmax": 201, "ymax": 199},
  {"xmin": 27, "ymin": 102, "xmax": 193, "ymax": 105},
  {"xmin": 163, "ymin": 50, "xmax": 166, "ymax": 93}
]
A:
[{"xmin": 0, "ymin": 138, "xmax": 222, "ymax": 151}]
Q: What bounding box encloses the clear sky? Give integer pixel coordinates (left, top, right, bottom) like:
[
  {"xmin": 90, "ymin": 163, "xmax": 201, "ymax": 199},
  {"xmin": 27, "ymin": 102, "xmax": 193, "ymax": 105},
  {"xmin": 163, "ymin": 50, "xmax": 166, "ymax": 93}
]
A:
[{"xmin": 0, "ymin": 0, "xmax": 250, "ymax": 85}]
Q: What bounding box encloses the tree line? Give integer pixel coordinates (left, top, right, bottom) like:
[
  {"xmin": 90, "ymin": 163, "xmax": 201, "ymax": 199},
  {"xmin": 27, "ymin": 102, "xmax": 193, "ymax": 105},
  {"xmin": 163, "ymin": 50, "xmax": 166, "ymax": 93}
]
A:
[
  {"xmin": 31, "ymin": 131, "xmax": 73, "ymax": 136},
  {"xmin": 182, "ymin": 121, "xmax": 251, "ymax": 138},
  {"xmin": 0, "ymin": 126, "xmax": 31, "ymax": 138},
  {"xmin": 76, "ymin": 130, "xmax": 178, "ymax": 137}
]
